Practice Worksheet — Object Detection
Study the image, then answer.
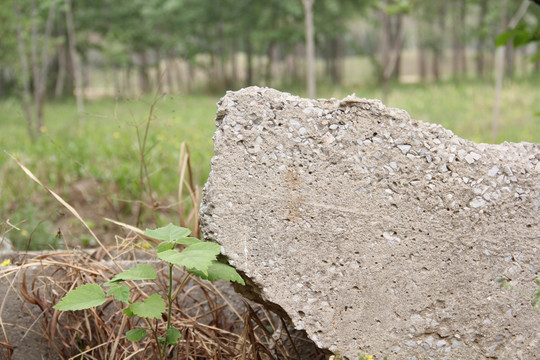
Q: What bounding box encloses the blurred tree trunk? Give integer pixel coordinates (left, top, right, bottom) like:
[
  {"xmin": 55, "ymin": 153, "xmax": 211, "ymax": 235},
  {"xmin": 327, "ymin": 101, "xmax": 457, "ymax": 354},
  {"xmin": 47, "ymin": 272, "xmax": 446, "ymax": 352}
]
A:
[
  {"xmin": 54, "ymin": 43, "xmax": 67, "ymax": 98},
  {"xmin": 165, "ymin": 51, "xmax": 176, "ymax": 93},
  {"xmin": 217, "ymin": 20, "xmax": 226, "ymax": 89},
  {"xmin": 125, "ymin": 65, "xmax": 132, "ymax": 96},
  {"xmin": 519, "ymin": 47, "xmax": 528, "ymax": 77},
  {"xmin": 492, "ymin": 0, "xmax": 507, "ymax": 143},
  {"xmin": 302, "ymin": 0, "xmax": 316, "ymax": 98},
  {"xmin": 65, "ymin": 0, "xmax": 85, "ymax": 120},
  {"xmin": 81, "ymin": 52, "xmax": 90, "ymax": 90},
  {"xmin": 286, "ymin": 51, "xmax": 295, "ymax": 84},
  {"xmin": 475, "ymin": 0, "xmax": 488, "ymax": 78},
  {"xmin": 290, "ymin": 44, "xmax": 303, "ymax": 82},
  {"xmin": 245, "ymin": 29, "xmax": 253, "ymax": 86},
  {"xmin": 379, "ymin": 2, "xmax": 390, "ymax": 100},
  {"xmin": 154, "ymin": 49, "xmax": 163, "ymax": 90},
  {"xmin": 231, "ymin": 41, "xmax": 238, "ymax": 87},
  {"xmin": 175, "ymin": 58, "xmax": 185, "ymax": 92},
  {"xmin": 113, "ymin": 66, "xmax": 121, "ymax": 95},
  {"xmin": 505, "ymin": 38, "xmax": 515, "ymax": 78},
  {"xmin": 332, "ymin": 35, "xmax": 345, "ymax": 84},
  {"xmin": 14, "ymin": 0, "xmax": 35, "ymax": 140},
  {"xmin": 185, "ymin": 58, "xmax": 194, "ymax": 93},
  {"xmin": 415, "ymin": 9, "xmax": 427, "ymax": 82},
  {"xmin": 209, "ymin": 52, "xmax": 217, "ymax": 89},
  {"xmin": 416, "ymin": 14, "xmax": 427, "ymax": 82},
  {"xmin": 324, "ymin": 41, "xmax": 331, "ymax": 79},
  {"xmin": 459, "ymin": 0, "xmax": 467, "ymax": 77},
  {"xmin": 265, "ymin": 42, "xmax": 275, "ymax": 85},
  {"xmin": 392, "ymin": 16, "xmax": 403, "ymax": 80},
  {"xmin": 379, "ymin": 0, "xmax": 404, "ymax": 102},
  {"xmin": 138, "ymin": 52, "xmax": 151, "ymax": 94},
  {"xmin": 432, "ymin": 3, "xmax": 446, "ymax": 82},
  {"xmin": 492, "ymin": 0, "xmax": 529, "ymax": 142},
  {"xmin": 269, "ymin": 43, "xmax": 281, "ymax": 86},
  {"xmin": 418, "ymin": 45, "xmax": 427, "ymax": 82},
  {"xmin": 14, "ymin": 0, "xmax": 56, "ymax": 140},
  {"xmin": 451, "ymin": 0, "xmax": 466, "ymax": 79}
]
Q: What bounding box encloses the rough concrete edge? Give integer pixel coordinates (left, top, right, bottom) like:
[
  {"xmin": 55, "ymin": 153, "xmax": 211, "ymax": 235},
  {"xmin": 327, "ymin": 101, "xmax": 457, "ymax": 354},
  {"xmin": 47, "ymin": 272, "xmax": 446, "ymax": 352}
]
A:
[{"xmin": 199, "ymin": 86, "xmax": 540, "ymax": 358}]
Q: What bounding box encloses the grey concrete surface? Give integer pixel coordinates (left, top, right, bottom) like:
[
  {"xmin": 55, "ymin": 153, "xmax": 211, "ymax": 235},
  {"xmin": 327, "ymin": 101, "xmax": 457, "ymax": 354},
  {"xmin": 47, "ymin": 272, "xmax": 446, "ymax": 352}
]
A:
[{"xmin": 200, "ymin": 86, "xmax": 540, "ymax": 359}]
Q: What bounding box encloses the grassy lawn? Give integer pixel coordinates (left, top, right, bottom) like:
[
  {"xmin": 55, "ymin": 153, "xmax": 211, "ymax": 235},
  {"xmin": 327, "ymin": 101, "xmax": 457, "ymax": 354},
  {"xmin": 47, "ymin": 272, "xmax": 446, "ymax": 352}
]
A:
[{"xmin": 1, "ymin": 76, "xmax": 539, "ymax": 249}]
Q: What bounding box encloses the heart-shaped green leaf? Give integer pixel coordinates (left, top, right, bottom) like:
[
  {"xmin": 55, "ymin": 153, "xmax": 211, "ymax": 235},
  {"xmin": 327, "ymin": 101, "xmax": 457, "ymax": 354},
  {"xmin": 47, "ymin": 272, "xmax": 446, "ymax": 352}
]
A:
[
  {"xmin": 165, "ymin": 327, "xmax": 182, "ymax": 345},
  {"xmin": 106, "ymin": 284, "xmax": 130, "ymax": 303},
  {"xmin": 188, "ymin": 261, "xmax": 245, "ymax": 285},
  {"xmin": 145, "ymin": 224, "xmax": 191, "ymax": 242},
  {"xmin": 126, "ymin": 328, "xmax": 147, "ymax": 342},
  {"xmin": 123, "ymin": 307, "xmax": 134, "ymax": 317},
  {"xmin": 54, "ymin": 283, "xmax": 106, "ymax": 311},
  {"xmin": 105, "ymin": 264, "xmax": 156, "ymax": 286},
  {"xmin": 157, "ymin": 241, "xmax": 175, "ymax": 253},
  {"xmin": 128, "ymin": 293, "xmax": 165, "ymax": 319},
  {"xmin": 157, "ymin": 242, "xmax": 220, "ymax": 275}
]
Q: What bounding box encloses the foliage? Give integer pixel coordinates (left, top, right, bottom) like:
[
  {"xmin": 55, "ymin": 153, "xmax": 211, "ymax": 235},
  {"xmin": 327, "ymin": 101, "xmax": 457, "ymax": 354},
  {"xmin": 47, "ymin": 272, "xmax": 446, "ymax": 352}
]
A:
[
  {"xmin": 496, "ymin": 23, "xmax": 540, "ymax": 62},
  {"xmin": 54, "ymin": 223, "xmax": 244, "ymax": 359}
]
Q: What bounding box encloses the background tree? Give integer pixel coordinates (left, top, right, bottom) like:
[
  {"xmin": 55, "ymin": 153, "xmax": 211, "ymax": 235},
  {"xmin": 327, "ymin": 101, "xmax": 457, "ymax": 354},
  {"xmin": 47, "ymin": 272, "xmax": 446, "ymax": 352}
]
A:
[
  {"xmin": 302, "ymin": 0, "xmax": 316, "ymax": 98},
  {"xmin": 2, "ymin": 0, "xmax": 539, "ymax": 118},
  {"xmin": 13, "ymin": 0, "xmax": 57, "ymax": 140}
]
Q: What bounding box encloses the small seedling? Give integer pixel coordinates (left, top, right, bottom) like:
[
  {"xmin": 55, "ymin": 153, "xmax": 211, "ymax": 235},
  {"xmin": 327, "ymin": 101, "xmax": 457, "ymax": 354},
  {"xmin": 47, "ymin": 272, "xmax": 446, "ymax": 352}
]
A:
[{"xmin": 54, "ymin": 223, "xmax": 244, "ymax": 359}]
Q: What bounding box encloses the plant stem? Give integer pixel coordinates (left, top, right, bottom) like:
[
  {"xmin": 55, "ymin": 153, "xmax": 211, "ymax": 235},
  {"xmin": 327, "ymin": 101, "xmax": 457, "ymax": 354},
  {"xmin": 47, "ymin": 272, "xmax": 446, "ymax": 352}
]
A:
[
  {"xmin": 162, "ymin": 263, "xmax": 174, "ymax": 357},
  {"xmin": 172, "ymin": 271, "xmax": 192, "ymax": 300},
  {"xmin": 145, "ymin": 317, "xmax": 163, "ymax": 360}
]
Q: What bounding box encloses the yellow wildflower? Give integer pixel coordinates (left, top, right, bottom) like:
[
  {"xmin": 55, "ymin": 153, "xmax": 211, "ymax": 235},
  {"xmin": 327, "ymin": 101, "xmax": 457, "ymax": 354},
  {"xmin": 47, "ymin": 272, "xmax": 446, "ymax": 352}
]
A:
[
  {"xmin": 1, "ymin": 259, "xmax": 12, "ymax": 266},
  {"xmin": 138, "ymin": 241, "xmax": 152, "ymax": 249}
]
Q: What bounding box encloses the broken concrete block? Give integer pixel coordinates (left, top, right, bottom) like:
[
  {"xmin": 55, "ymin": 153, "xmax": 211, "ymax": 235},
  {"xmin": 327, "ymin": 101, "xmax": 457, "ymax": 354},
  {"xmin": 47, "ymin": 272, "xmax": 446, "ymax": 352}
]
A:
[{"xmin": 200, "ymin": 87, "xmax": 540, "ymax": 359}]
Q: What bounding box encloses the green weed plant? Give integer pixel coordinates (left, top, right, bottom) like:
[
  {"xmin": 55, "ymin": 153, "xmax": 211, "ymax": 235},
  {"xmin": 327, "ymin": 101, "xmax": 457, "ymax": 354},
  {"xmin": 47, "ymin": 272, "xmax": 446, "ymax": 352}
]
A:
[{"xmin": 54, "ymin": 223, "xmax": 244, "ymax": 359}]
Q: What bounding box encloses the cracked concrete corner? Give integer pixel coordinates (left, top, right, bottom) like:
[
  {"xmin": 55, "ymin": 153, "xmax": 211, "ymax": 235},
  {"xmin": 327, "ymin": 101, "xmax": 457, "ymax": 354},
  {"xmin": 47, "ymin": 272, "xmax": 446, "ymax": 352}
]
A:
[{"xmin": 200, "ymin": 86, "xmax": 540, "ymax": 359}]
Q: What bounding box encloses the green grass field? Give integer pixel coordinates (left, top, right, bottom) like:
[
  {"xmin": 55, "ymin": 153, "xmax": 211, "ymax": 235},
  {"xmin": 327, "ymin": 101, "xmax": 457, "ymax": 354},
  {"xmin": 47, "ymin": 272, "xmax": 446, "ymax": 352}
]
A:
[{"xmin": 1, "ymin": 76, "xmax": 539, "ymax": 250}]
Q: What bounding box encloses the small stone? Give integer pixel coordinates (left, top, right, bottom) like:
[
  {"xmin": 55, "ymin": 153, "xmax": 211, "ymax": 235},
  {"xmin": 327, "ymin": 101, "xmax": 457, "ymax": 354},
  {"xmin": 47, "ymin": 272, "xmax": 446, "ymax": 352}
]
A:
[
  {"xmin": 405, "ymin": 340, "xmax": 417, "ymax": 348},
  {"xmin": 488, "ymin": 166, "xmax": 499, "ymax": 177},
  {"xmin": 471, "ymin": 152, "xmax": 482, "ymax": 160},
  {"xmin": 503, "ymin": 166, "xmax": 514, "ymax": 176},
  {"xmin": 465, "ymin": 154, "xmax": 476, "ymax": 164},
  {"xmin": 470, "ymin": 197, "xmax": 486, "ymax": 208},
  {"xmin": 398, "ymin": 144, "xmax": 412, "ymax": 154},
  {"xmin": 437, "ymin": 340, "xmax": 447, "ymax": 348},
  {"xmin": 302, "ymin": 107, "xmax": 313, "ymax": 115}
]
